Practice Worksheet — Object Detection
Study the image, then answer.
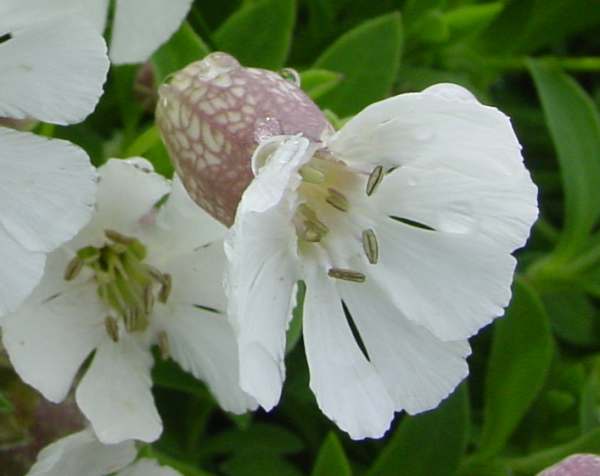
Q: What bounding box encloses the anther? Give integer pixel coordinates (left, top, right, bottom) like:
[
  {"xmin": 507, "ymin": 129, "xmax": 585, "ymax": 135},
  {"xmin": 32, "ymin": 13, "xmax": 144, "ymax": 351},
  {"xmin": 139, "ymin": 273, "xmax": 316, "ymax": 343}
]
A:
[
  {"xmin": 159, "ymin": 273, "xmax": 172, "ymax": 303},
  {"xmin": 64, "ymin": 256, "xmax": 83, "ymax": 281},
  {"xmin": 366, "ymin": 165, "xmax": 384, "ymax": 196},
  {"xmin": 105, "ymin": 229, "xmax": 135, "ymax": 245},
  {"xmin": 158, "ymin": 331, "xmax": 170, "ymax": 360},
  {"xmin": 299, "ymin": 165, "xmax": 325, "ymax": 184},
  {"xmin": 143, "ymin": 284, "xmax": 155, "ymax": 314},
  {"xmin": 325, "ymin": 188, "xmax": 349, "ymax": 212},
  {"xmin": 104, "ymin": 316, "xmax": 120, "ymax": 342},
  {"xmin": 300, "ymin": 223, "xmax": 322, "ymax": 242},
  {"xmin": 362, "ymin": 229, "xmax": 379, "ymax": 264},
  {"xmin": 328, "ymin": 268, "xmax": 366, "ymax": 283}
]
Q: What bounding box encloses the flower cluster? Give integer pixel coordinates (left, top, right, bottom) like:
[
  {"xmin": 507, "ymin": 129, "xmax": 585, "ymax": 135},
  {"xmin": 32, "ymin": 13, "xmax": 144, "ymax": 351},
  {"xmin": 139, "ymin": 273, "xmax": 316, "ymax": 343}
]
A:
[{"xmin": 1, "ymin": 3, "xmax": 539, "ymax": 474}]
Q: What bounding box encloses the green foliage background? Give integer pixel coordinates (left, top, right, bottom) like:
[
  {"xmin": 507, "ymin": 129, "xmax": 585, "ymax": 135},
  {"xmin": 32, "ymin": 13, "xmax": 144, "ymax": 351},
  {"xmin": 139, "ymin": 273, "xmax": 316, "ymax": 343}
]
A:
[{"xmin": 8, "ymin": 0, "xmax": 600, "ymax": 475}]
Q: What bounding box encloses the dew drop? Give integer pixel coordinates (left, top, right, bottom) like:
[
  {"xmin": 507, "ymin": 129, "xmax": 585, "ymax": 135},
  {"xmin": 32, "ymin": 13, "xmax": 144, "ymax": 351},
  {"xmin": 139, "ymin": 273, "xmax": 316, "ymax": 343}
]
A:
[
  {"xmin": 279, "ymin": 67, "xmax": 301, "ymax": 87},
  {"xmin": 254, "ymin": 116, "xmax": 282, "ymax": 142}
]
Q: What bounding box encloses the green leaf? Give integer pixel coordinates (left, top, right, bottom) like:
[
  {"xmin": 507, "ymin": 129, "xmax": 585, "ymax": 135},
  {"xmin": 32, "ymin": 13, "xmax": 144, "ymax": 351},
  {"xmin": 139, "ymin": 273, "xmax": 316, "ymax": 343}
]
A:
[
  {"xmin": 141, "ymin": 447, "xmax": 213, "ymax": 476},
  {"xmin": 314, "ymin": 12, "xmax": 403, "ymax": 116},
  {"xmin": 368, "ymin": 384, "xmax": 469, "ymax": 476},
  {"xmin": 300, "ymin": 69, "xmax": 343, "ymax": 101},
  {"xmin": 213, "ymin": 0, "xmax": 295, "ymax": 69},
  {"xmin": 477, "ymin": 0, "xmax": 600, "ymax": 54},
  {"xmin": 529, "ymin": 60, "xmax": 600, "ymax": 261},
  {"xmin": 542, "ymin": 288, "xmax": 600, "ymax": 348},
  {"xmin": 152, "ymin": 22, "xmax": 211, "ymax": 83},
  {"xmin": 152, "ymin": 358, "xmax": 212, "ymax": 400},
  {"xmin": 444, "ymin": 2, "xmax": 503, "ymax": 41},
  {"xmin": 221, "ymin": 452, "xmax": 303, "ymax": 476},
  {"xmin": 311, "ymin": 433, "xmax": 352, "ymax": 476},
  {"xmin": 0, "ymin": 391, "xmax": 13, "ymax": 414},
  {"xmin": 507, "ymin": 427, "xmax": 600, "ymax": 475},
  {"xmin": 479, "ymin": 279, "xmax": 553, "ymax": 456}
]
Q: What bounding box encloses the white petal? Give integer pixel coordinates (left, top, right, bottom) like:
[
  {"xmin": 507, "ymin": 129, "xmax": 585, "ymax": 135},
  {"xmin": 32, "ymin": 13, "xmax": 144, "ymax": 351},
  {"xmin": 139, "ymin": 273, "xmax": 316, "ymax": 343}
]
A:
[
  {"xmin": 110, "ymin": 0, "xmax": 193, "ymax": 64},
  {"xmin": 26, "ymin": 428, "xmax": 136, "ymax": 476},
  {"xmin": 225, "ymin": 136, "xmax": 312, "ymax": 410},
  {"xmin": 2, "ymin": 281, "xmax": 105, "ymax": 403},
  {"xmin": 0, "ymin": 128, "xmax": 97, "ymax": 253},
  {"xmin": 146, "ymin": 177, "xmax": 226, "ymax": 260},
  {"xmin": 0, "ymin": 11, "xmax": 108, "ymax": 124},
  {"xmin": 0, "ymin": 228, "xmax": 44, "ymax": 316},
  {"xmin": 161, "ymin": 241, "xmax": 227, "ymax": 311},
  {"xmin": 366, "ymin": 217, "xmax": 516, "ymax": 341},
  {"xmin": 302, "ymin": 262, "xmax": 395, "ymax": 439},
  {"xmin": 75, "ymin": 159, "xmax": 170, "ymax": 247},
  {"xmin": 374, "ymin": 164, "xmax": 537, "ymax": 251},
  {"xmin": 327, "ymin": 83, "xmax": 530, "ymax": 179},
  {"xmin": 76, "ymin": 336, "xmax": 162, "ymax": 444},
  {"xmin": 117, "ymin": 458, "xmax": 182, "ymax": 476},
  {"xmin": 339, "ymin": 279, "xmax": 470, "ymax": 414},
  {"xmin": 159, "ymin": 306, "xmax": 256, "ymax": 414}
]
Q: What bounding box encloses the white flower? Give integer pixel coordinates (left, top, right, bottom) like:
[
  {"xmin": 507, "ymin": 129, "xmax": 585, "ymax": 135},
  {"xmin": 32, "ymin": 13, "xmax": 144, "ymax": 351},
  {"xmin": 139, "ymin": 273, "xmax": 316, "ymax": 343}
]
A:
[
  {"xmin": 0, "ymin": 1, "xmax": 109, "ymax": 315},
  {"xmin": 2, "ymin": 159, "xmax": 255, "ymax": 444},
  {"xmin": 49, "ymin": 0, "xmax": 193, "ymax": 64},
  {"xmin": 225, "ymin": 84, "xmax": 539, "ymax": 439},
  {"xmin": 26, "ymin": 428, "xmax": 181, "ymax": 476}
]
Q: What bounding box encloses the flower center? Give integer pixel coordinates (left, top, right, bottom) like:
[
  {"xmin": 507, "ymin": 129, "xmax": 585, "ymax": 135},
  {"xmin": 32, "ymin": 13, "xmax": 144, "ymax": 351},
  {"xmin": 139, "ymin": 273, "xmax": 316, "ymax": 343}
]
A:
[
  {"xmin": 64, "ymin": 230, "xmax": 172, "ymax": 342},
  {"xmin": 294, "ymin": 156, "xmax": 385, "ymax": 283}
]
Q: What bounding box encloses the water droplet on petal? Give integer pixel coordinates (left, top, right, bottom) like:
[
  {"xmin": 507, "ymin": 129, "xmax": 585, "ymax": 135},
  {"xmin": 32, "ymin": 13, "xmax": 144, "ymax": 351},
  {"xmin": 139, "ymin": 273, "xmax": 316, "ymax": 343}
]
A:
[
  {"xmin": 279, "ymin": 67, "xmax": 301, "ymax": 87},
  {"xmin": 255, "ymin": 116, "xmax": 282, "ymax": 142}
]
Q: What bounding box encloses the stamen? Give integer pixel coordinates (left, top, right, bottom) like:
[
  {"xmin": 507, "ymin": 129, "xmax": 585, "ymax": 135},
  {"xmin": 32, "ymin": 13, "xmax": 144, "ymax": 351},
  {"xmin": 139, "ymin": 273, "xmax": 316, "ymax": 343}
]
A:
[
  {"xmin": 105, "ymin": 229, "xmax": 135, "ymax": 245},
  {"xmin": 299, "ymin": 165, "xmax": 325, "ymax": 184},
  {"xmin": 104, "ymin": 316, "xmax": 120, "ymax": 342},
  {"xmin": 366, "ymin": 165, "xmax": 384, "ymax": 196},
  {"xmin": 298, "ymin": 204, "xmax": 329, "ymax": 235},
  {"xmin": 158, "ymin": 331, "xmax": 170, "ymax": 360},
  {"xmin": 325, "ymin": 188, "xmax": 349, "ymax": 212},
  {"xmin": 143, "ymin": 284, "xmax": 155, "ymax": 314},
  {"xmin": 362, "ymin": 229, "xmax": 379, "ymax": 264},
  {"xmin": 300, "ymin": 223, "xmax": 322, "ymax": 242},
  {"xmin": 328, "ymin": 268, "xmax": 366, "ymax": 283},
  {"xmin": 158, "ymin": 273, "xmax": 172, "ymax": 303},
  {"xmin": 64, "ymin": 256, "xmax": 83, "ymax": 281}
]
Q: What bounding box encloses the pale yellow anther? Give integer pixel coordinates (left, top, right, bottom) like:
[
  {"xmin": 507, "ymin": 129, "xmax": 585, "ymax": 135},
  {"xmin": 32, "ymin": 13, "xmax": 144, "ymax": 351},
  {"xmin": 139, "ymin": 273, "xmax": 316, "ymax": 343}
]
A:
[
  {"xmin": 362, "ymin": 229, "xmax": 379, "ymax": 264},
  {"xmin": 159, "ymin": 274, "xmax": 172, "ymax": 303},
  {"xmin": 104, "ymin": 316, "xmax": 120, "ymax": 342},
  {"xmin": 158, "ymin": 331, "xmax": 170, "ymax": 360},
  {"xmin": 325, "ymin": 188, "xmax": 349, "ymax": 212},
  {"xmin": 366, "ymin": 165, "xmax": 384, "ymax": 196},
  {"xmin": 300, "ymin": 165, "xmax": 325, "ymax": 184},
  {"xmin": 64, "ymin": 256, "xmax": 83, "ymax": 281},
  {"xmin": 328, "ymin": 268, "xmax": 366, "ymax": 283}
]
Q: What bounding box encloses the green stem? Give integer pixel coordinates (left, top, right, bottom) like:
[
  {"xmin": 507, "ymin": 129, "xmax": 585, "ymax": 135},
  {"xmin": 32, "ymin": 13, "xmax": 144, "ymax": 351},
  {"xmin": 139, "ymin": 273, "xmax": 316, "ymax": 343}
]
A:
[{"xmin": 125, "ymin": 125, "xmax": 161, "ymax": 157}]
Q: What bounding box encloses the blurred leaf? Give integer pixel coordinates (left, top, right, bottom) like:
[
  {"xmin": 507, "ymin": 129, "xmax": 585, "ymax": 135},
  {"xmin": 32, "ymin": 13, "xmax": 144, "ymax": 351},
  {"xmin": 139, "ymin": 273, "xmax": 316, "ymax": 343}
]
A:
[
  {"xmin": 221, "ymin": 452, "xmax": 303, "ymax": 476},
  {"xmin": 529, "ymin": 61, "xmax": 600, "ymax": 261},
  {"xmin": 507, "ymin": 427, "xmax": 600, "ymax": 475},
  {"xmin": 542, "ymin": 288, "xmax": 600, "ymax": 348},
  {"xmin": 311, "ymin": 433, "xmax": 352, "ymax": 476},
  {"xmin": 213, "ymin": 0, "xmax": 295, "ymax": 69},
  {"xmin": 403, "ymin": 0, "xmax": 447, "ymax": 23},
  {"xmin": 314, "ymin": 12, "xmax": 403, "ymax": 116},
  {"xmin": 368, "ymin": 384, "xmax": 469, "ymax": 476},
  {"xmin": 0, "ymin": 391, "xmax": 12, "ymax": 414},
  {"xmin": 153, "ymin": 359, "xmax": 211, "ymax": 400},
  {"xmin": 408, "ymin": 9, "xmax": 449, "ymax": 45},
  {"xmin": 286, "ymin": 282, "xmax": 305, "ymax": 353},
  {"xmin": 479, "ymin": 280, "xmax": 553, "ymax": 456},
  {"xmin": 300, "ymin": 69, "xmax": 344, "ymax": 101},
  {"xmin": 478, "ymin": 0, "xmax": 600, "ymax": 54},
  {"xmin": 199, "ymin": 423, "xmax": 304, "ymax": 458},
  {"xmin": 580, "ymin": 361, "xmax": 600, "ymax": 432},
  {"xmin": 152, "ymin": 22, "xmax": 211, "ymax": 83},
  {"xmin": 142, "ymin": 446, "xmax": 213, "ymax": 476},
  {"xmin": 444, "ymin": 2, "xmax": 502, "ymax": 41},
  {"xmin": 458, "ymin": 457, "xmax": 510, "ymax": 476}
]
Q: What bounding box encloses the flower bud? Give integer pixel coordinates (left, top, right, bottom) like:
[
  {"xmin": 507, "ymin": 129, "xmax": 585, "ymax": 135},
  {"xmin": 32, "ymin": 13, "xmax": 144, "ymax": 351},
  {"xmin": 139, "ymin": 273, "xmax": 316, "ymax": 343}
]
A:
[
  {"xmin": 156, "ymin": 52, "xmax": 332, "ymax": 226},
  {"xmin": 539, "ymin": 454, "xmax": 600, "ymax": 476}
]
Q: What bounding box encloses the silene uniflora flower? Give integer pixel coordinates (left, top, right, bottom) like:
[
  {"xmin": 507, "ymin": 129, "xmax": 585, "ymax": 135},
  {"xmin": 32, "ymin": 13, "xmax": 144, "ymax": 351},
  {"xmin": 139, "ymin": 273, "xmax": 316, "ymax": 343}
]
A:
[
  {"xmin": 26, "ymin": 428, "xmax": 181, "ymax": 476},
  {"xmin": 2, "ymin": 159, "xmax": 255, "ymax": 444},
  {"xmin": 49, "ymin": 0, "xmax": 193, "ymax": 64},
  {"xmin": 156, "ymin": 53, "xmax": 539, "ymax": 439},
  {"xmin": 0, "ymin": 1, "xmax": 109, "ymax": 315}
]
